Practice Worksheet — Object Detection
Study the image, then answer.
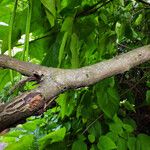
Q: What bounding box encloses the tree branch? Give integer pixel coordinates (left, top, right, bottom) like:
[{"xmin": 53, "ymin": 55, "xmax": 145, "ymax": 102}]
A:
[
  {"xmin": 137, "ymin": 0, "xmax": 150, "ymax": 6},
  {"xmin": 76, "ymin": 0, "xmax": 113, "ymax": 17},
  {"xmin": 54, "ymin": 45, "xmax": 150, "ymax": 88},
  {"xmin": 0, "ymin": 45, "xmax": 150, "ymax": 131},
  {"xmin": 0, "ymin": 55, "xmax": 51, "ymax": 76}
]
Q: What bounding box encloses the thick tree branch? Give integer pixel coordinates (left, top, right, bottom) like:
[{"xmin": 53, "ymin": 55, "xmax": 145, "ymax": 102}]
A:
[
  {"xmin": 56, "ymin": 45, "xmax": 150, "ymax": 88},
  {"xmin": 0, "ymin": 45, "xmax": 150, "ymax": 131},
  {"xmin": 0, "ymin": 55, "xmax": 51, "ymax": 76}
]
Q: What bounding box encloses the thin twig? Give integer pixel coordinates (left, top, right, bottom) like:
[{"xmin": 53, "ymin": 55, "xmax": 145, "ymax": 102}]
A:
[
  {"xmin": 120, "ymin": 74, "xmax": 149, "ymax": 97},
  {"xmin": 82, "ymin": 114, "xmax": 103, "ymax": 134},
  {"xmin": 9, "ymin": 76, "xmax": 39, "ymax": 95},
  {"xmin": 137, "ymin": 0, "xmax": 150, "ymax": 6},
  {"xmin": 76, "ymin": 0, "xmax": 113, "ymax": 17}
]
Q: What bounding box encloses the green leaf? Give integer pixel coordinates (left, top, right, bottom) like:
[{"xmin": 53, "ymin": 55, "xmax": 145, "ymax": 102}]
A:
[
  {"xmin": 75, "ymin": 17, "xmax": 96, "ymax": 39},
  {"xmin": 70, "ymin": 33, "xmax": 79, "ymax": 68},
  {"xmin": 88, "ymin": 134, "xmax": 95, "ymax": 143},
  {"xmin": 5, "ymin": 135, "xmax": 34, "ymax": 150},
  {"xmin": 57, "ymin": 93, "xmax": 76, "ymax": 118},
  {"xmin": 121, "ymin": 100, "xmax": 135, "ymax": 112},
  {"xmin": 41, "ymin": 32, "xmax": 62, "ymax": 67},
  {"xmin": 127, "ymin": 137, "xmax": 136, "ymax": 150},
  {"xmin": 117, "ymin": 138, "xmax": 127, "ymax": 150},
  {"xmin": 0, "ymin": 136, "xmax": 16, "ymax": 143},
  {"xmin": 88, "ymin": 121, "xmax": 102, "ymax": 139},
  {"xmin": 57, "ymin": 93, "xmax": 68, "ymax": 119},
  {"xmin": 45, "ymin": 10, "xmax": 55, "ymax": 27},
  {"xmin": 109, "ymin": 115, "xmax": 123, "ymax": 135},
  {"xmin": 22, "ymin": 120, "xmax": 38, "ymax": 131},
  {"xmin": 96, "ymin": 78, "xmax": 119, "ymax": 118},
  {"xmin": 135, "ymin": 14, "xmax": 142, "ymax": 26},
  {"xmin": 72, "ymin": 140, "xmax": 87, "ymax": 150},
  {"xmin": 58, "ymin": 32, "xmax": 68, "ymax": 67},
  {"xmin": 146, "ymin": 90, "xmax": 150, "ymax": 104},
  {"xmin": 97, "ymin": 135, "xmax": 117, "ymax": 150},
  {"xmin": 137, "ymin": 134, "xmax": 150, "ymax": 150},
  {"xmin": 61, "ymin": 16, "xmax": 74, "ymax": 33},
  {"xmin": 39, "ymin": 127, "xmax": 66, "ymax": 149},
  {"xmin": 40, "ymin": 0, "xmax": 56, "ymax": 17},
  {"xmin": 0, "ymin": 70, "xmax": 11, "ymax": 91},
  {"xmin": 122, "ymin": 124, "xmax": 134, "ymax": 133},
  {"xmin": 40, "ymin": 0, "xmax": 56, "ymax": 26},
  {"xmin": 5, "ymin": 130, "xmax": 25, "ymax": 138},
  {"xmin": 115, "ymin": 22, "xmax": 124, "ymax": 42}
]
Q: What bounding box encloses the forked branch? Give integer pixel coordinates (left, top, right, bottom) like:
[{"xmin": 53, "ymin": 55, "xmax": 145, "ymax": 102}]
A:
[{"xmin": 0, "ymin": 45, "xmax": 150, "ymax": 131}]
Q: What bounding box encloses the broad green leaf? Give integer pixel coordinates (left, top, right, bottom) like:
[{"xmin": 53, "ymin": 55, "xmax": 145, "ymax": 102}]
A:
[
  {"xmin": 115, "ymin": 22, "xmax": 124, "ymax": 42},
  {"xmin": 57, "ymin": 93, "xmax": 67, "ymax": 119},
  {"xmin": 117, "ymin": 138, "xmax": 127, "ymax": 150},
  {"xmin": 88, "ymin": 121, "xmax": 102, "ymax": 138},
  {"xmin": 127, "ymin": 137, "xmax": 136, "ymax": 150},
  {"xmin": 0, "ymin": 5, "xmax": 12, "ymax": 23},
  {"xmin": 90, "ymin": 145, "xmax": 98, "ymax": 150},
  {"xmin": 100, "ymin": 13, "xmax": 108, "ymax": 24},
  {"xmin": 22, "ymin": 121, "xmax": 38, "ymax": 131},
  {"xmin": 1, "ymin": 8, "xmax": 27, "ymax": 53},
  {"xmin": 109, "ymin": 115, "xmax": 123, "ymax": 135},
  {"xmin": 57, "ymin": 93, "xmax": 76, "ymax": 118},
  {"xmin": 40, "ymin": 0, "xmax": 56, "ymax": 17},
  {"xmin": 97, "ymin": 135, "xmax": 117, "ymax": 150},
  {"xmin": 106, "ymin": 132, "xmax": 118, "ymax": 143},
  {"xmin": 122, "ymin": 124, "xmax": 134, "ymax": 133},
  {"xmin": 68, "ymin": 0, "xmax": 81, "ymax": 8},
  {"xmin": 5, "ymin": 130, "xmax": 25, "ymax": 138},
  {"xmin": 29, "ymin": 36, "xmax": 53, "ymax": 60},
  {"xmin": 135, "ymin": 14, "xmax": 142, "ymax": 26},
  {"xmin": 31, "ymin": 0, "xmax": 50, "ymax": 34},
  {"xmin": 146, "ymin": 90, "xmax": 150, "ymax": 104},
  {"xmin": 136, "ymin": 134, "xmax": 150, "ymax": 150},
  {"xmin": 45, "ymin": 10, "xmax": 55, "ymax": 27},
  {"xmin": 41, "ymin": 32, "xmax": 62, "ymax": 67},
  {"xmin": 72, "ymin": 140, "xmax": 87, "ymax": 150},
  {"xmin": 61, "ymin": 16, "xmax": 74, "ymax": 33},
  {"xmin": 5, "ymin": 135, "xmax": 34, "ymax": 150},
  {"xmin": 39, "ymin": 127, "xmax": 66, "ymax": 149},
  {"xmin": 119, "ymin": 0, "xmax": 124, "ymax": 6},
  {"xmin": 0, "ymin": 136, "xmax": 16, "ymax": 143},
  {"xmin": 96, "ymin": 78, "xmax": 119, "ymax": 118},
  {"xmin": 74, "ymin": 17, "xmax": 96, "ymax": 39},
  {"xmin": 88, "ymin": 134, "xmax": 95, "ymax": 143},
  {"xmin": 0, "ymin": 70, "xmax": 11, "ymax": 91}
]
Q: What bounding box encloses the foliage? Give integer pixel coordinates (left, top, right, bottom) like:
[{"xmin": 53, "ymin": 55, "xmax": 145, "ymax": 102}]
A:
[{"xmin": 0, "ymin": 0, "xmax": 150, "ymax": 149}]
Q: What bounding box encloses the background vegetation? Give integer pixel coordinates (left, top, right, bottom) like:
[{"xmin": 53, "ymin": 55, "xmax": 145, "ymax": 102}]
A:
[{"xmin": 0, "ymin": 0, "xmax": 150, "ymax": 149}]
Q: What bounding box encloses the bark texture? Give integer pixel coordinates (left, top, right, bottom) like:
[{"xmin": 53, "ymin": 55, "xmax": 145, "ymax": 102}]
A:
[{"xmin": 0, "ymin": 45, "xmax": 150, "ymax": 131}]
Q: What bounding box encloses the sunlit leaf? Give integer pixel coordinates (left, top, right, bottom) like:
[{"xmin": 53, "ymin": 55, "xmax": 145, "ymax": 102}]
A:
[{"xmin": 97, "ymin": 135, "xmax": 117, "ymax": 150}]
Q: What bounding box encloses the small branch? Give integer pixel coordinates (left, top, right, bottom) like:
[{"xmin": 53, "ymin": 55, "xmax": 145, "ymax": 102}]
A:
[
  {"xmin": 137, "ymin": 0, "xmax": 150, "ymax": 6},
  {"xmin": 82, "ymin": 114, "xmax": 103, "ymax": 134},
  {"xmin": 15, "ymin": 27, "xmax": 59, "ymax": 47},
  {"xmin": 76, "ymin": 0, "xmax": 113, "ymax": 17},
  {"xmin": 0, "ymin": 55, "xmax": 50, "ymax": 76},
  {"xmin": 9, "ymin": 75, "xmax": 41, "ymax": 95}
]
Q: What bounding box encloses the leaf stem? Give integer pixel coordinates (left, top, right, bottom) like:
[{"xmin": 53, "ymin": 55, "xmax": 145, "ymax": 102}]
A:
[
  {"xmin": 8, "ymin": 0, "xmax": 18, "ymax": 83},
  {"xmin": 23, "ymin": 0, "xmax": 32, "ymax": 61}
]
